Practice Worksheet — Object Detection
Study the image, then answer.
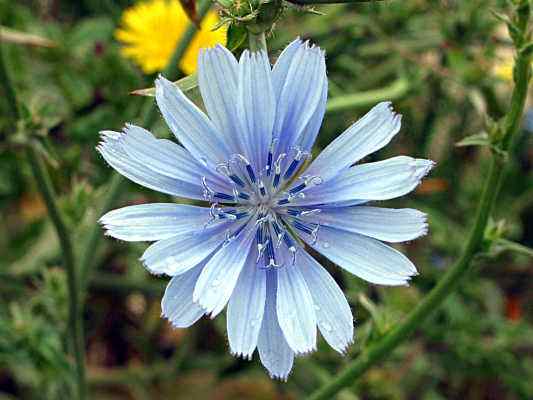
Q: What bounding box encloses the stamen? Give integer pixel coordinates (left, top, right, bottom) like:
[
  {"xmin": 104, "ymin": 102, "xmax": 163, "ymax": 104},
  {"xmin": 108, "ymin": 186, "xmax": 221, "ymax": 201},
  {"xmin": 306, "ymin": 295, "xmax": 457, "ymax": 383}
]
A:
[
  {"xmin": 283, "ymin": 234, "xmax": 297, "ymax": 265},
  {"xmin": 232, "ymin": 154, "xmax": 256, "ymax": 183},
  {"xmin": 265, "ymin": 138, "xmax": 278, "ymax": 177},
  {"xmin": 283, "ymin": 149, "xmax": 309, "ymax": 181},
  {"xmin": 214, "ymin": 192, "xmax": 234, "ymax": 201},
  {"xmin": 272, "ymin": 153, "xmax": 286, "ymax": 188},
  {"xmin": 289, "ymin": 175, "xmax": 323, "ymax": 195},
  {"xmin": 258, "ymin": 179, "xmax": 267, "ymax": 197},
  {"xmin": 202, "ymin": 176, "xmax": 214, "ymax": 201},
  {"xmin": 216, "ymin": 163, "xmax": 246, "ymax": 188}
]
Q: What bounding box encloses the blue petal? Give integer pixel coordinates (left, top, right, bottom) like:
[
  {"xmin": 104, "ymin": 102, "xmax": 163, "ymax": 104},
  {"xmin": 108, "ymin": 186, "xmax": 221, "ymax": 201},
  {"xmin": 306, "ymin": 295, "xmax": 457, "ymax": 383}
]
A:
[
  {"xmin": 276, "ymin": 261, "xmax": 317, "ymax": 354},
  {"xmin": 305, "ymin": 102, "xmax": 402, "ymax": 182},
  {"xmin": 121, "ymin": 124, "xmax": 230, "ymax": 190},
  {"xmin": 97, "ymin": 130, "xmax": 204, "ymax": 199},
  {"xmin": 193, "ymin": 224, "xmax": 256, "ymax": 317},
  {"xmin": 100, "ymin": 203, "xmax": 211, "ymax": 242},
  {"xmin": 198, "ymin": 45, "xmax": 244, "ymax": 157},
  {"xmin": 141, "ymin": 221, "xmax": 232, "ymax": 276},
  {"xmin": 299, "ymin": 250, "xmax": 354, "ymax": 353},
  {"xmin": 155, "ymin": 76, "xmax": 231, "ymax": 167},
  {"xmin": 293, "ymin": 156, "xmax": 434, "ymax": 206},
  {"xmin": 272, "ymin": 42, "xmax": 327, "ymax": 157},
  {"xmin": 301, "ymin": 225, "xmax": 417, "ymax": 286},
  {"xmin": 227, "ymin": 249, "xmax": 266, "ymax": 359},
  {"xmin": 316, "ymin": 206, "xmax": 428, "ymax": 243},
  {"xmin": 272, "ymin": 38, "xmax": 303, "ymax": 96},
  {"xmin": 238, "ymin": 50, "xmax": 275, "ymax": 173},
  {"xmin": 161, "ymin": 265, "xmax": 205, "ymax": 328},
  {"xmin": 257, "ymin": 270, "xmax": 294, "ymax": 381}
]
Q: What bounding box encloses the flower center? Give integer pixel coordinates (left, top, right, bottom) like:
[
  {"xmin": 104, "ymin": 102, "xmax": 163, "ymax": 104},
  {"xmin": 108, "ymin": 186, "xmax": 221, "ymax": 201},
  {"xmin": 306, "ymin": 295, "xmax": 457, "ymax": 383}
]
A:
[{"xmin": 200, "ymin": 146, "xmax": 324, "ymax": 269}]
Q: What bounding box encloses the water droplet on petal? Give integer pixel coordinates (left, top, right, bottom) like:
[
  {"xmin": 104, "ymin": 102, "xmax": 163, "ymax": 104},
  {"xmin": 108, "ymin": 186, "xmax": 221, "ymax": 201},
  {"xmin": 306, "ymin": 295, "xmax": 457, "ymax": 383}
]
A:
[
  {"xmin": 314, "ymin": 304, "xmax": 321, "ymax": 311},
  {"xmin": 199, "ymin": 157, "xmax": 208, "ymax": 167},
  {"xmin": 211, "ymin": 278, "xmax": 221, "ymax": 287},
  {"xmin": 322, "ymin": 242, "xmax": 330, "ymax": 249}
]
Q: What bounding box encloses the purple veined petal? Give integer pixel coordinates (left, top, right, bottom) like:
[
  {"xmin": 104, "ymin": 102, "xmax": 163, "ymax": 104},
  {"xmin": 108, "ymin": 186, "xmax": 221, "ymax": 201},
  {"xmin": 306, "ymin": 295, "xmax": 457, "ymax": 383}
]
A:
[
  {"xmin": 238, "ymin": 49, "xmax": 275, "ymax": 174},
  {"xmin": 193, "ymin": 223, "xmax": 256, "ymax": 317},
  {"xmin": 100, "ymin": 203, "xmax": 212, "ymax": 242},
  {"xmin": 276, "ymin": 260, "xmax": 317, "ymax": 354},
  {"xmin": 155, "ymin": 76, "xmax": 231, "ymax": 167},
  {"xmin": 316, "ymin": 206, "xmax": 428, "ymax": 243},
  {"xmin": 97, "ymin": 130, "xmax": 204, "ymax": 200},
  {"xmin": 292, "ymin": 156, "xmax": 434, "ymax": 206},
  {"xmin": 141, "ymin": 221, "xmax": 234, "ymax": 276},
  {"xmin": 304, "ymin": 102, "xmax": 402, "ymax": 182},
  {"xmin": 299, "ymin": 250, "xmax": 354, "ymax": 354},
  {"xmin": 198, "ymin": 45, "xmax": 245, "ymax": 157},
  {"xmin": 257, "ymin": 270, "xmax": 294, "ymax": 381},
  {"xmin": 227, "ymin": 247, "xmax": 267, "ymax": 359},
  {"xmin": 121, "ymin": 124, "xmax": 231, "ymax": 190},
  {"xmin": 300, "ymin": 225, "xmax": 417, "ymax": 286},
  {"xmin": 161, "ymin": 264, "xmax": 206, "ymax": 328},
  {"xmin": 273, "ymin": 43, "xmax": 327, "ymax": 160}
]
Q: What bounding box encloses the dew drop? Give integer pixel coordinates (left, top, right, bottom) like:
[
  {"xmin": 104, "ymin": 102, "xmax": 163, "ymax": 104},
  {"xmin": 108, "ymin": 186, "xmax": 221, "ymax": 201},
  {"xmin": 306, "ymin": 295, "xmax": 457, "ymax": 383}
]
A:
[
  {"xmin": 211, "ymin": 278, "xmax": 221, "ymax": 287},
  {"xmin": 314, "ymin": 304, "xmax": 321, "ymax": 311},
  {"xmin": 322, "ymin": 242, "xmax": 330, "ymax": 249},
  {"xmin": 199, "ymin": 157, "xmax": 209, "ymax": 167}
]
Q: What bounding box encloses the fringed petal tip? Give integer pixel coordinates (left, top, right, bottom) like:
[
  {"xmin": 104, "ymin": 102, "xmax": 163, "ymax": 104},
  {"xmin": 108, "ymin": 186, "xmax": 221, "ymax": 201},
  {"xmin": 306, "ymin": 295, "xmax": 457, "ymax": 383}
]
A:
[
  {"xmin": 268, "ymin": 371, "xmax": 291, "ymax": 382},
  {"xmin": 230, "ymin": 350, "xmax": 254, "ymax": 361}
]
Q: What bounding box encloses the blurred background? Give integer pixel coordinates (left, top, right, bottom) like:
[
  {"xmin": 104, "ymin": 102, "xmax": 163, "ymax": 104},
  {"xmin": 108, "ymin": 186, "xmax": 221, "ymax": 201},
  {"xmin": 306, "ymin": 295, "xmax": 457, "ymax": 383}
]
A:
[{"xmin": 1, "ymin": 0, "xmax": 532, "ymax": 399}]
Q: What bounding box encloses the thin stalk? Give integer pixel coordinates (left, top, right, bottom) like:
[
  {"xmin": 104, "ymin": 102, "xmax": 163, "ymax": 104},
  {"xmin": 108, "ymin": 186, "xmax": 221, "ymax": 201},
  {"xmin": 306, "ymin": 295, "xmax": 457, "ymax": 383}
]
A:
[
  {"xmin": 26, "ymin": 143, "xmax": 87, "ymax": 400},
  {"xmin": 78, "ymin": 0, "xmax": 213, "ymax": 288},
  {"xmin": 0, "ymin": 40, "xmax": 19, "ymax": 123},
  {"xmin": 288, "ymin": 0, "xmax": 385, "ymax": 4},
  {"xmin": 308, "ymin": 12, "xmax": 532, "ymax": 400},
  {"xmin": 0, "ymin": 40, "xmax": 86, "ymax": 399}
]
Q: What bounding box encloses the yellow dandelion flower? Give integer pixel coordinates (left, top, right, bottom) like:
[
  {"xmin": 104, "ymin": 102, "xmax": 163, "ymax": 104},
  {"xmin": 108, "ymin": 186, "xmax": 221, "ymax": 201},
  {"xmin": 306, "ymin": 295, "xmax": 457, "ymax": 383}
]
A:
[{"xmin": 115, "ymin": 0, "xmax": 227, "ymax": 75}]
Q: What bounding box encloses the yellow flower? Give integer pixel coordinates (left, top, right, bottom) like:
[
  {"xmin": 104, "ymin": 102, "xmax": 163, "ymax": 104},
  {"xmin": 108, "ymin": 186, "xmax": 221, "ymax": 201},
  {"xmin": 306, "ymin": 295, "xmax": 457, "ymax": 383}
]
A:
[
  {"xmin": 115, "ymin": 0, "xmax": 227, "ymax": 75},
  {"xmin": 494, "ymin": 59, "xmax": 514, "ymax": 81}
]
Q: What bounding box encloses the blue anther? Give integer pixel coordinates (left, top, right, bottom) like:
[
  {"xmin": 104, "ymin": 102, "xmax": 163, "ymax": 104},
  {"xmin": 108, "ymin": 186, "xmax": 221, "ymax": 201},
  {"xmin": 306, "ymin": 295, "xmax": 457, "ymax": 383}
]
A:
[
  {"xmin": 245, "ymin": 164, "xmax": 256, "ymax": 183},
  {"xmin": 277, "ymin": 198, "xmax": 290, "ymax": 205},
  {"xmin": 214, "ymin": 192, "xmax": 234, "ymax": 201},
  {"xmin": 289, "ymin": 182, "xmax": 306, "ymax": 194},
  {"xmin": 229, "ymin": 174, "xmax": 245, "ymax": 187},
  {"xmin": 283, "ymin": 159, "xmax": 300, "ymax": 180}
]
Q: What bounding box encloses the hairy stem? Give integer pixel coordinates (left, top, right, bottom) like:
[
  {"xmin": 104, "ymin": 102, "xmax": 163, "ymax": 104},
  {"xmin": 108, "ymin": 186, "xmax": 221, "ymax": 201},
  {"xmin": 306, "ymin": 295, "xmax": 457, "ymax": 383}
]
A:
[
  {"xmin": 308, "ymin": 7, "xmax": 531, "ymax": 400},
  {"xmin": 78, "ymin": 0, "xmax": 213, "ymax": 289},
  {"xmin": 0, "ymin": 40, "xmax": 86, "ymax": 399},
  {"xmin": 26, "ymin": 143, "xmax": 87, "ymax": 400}
]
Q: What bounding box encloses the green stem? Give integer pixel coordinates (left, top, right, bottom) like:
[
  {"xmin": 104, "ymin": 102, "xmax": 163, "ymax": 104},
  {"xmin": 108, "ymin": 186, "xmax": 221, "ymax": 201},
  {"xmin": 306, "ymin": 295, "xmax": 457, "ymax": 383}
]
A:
[
  {"xmin": 26, "ymin": 144, "xmax": 86, "ymax": 400},
  {"xmin": 288, "ymin": 0, "xmax": 385, "ymax": 4},
  {"xmin": 0, "ymin": 40, "xmax": 86, "ymax": 399},
  {"xmin": 248, "ymin": 30, "xmax": 267, "ymax": 52},
  {"xmin": 78, "ymin": 0, "xmax": 213, "ymax": 288},
  {"xmin": 308, "ymin": 10, "xmax": 532, "ymax": 400},
  {"xmin": 326, "ymin": 77, "xmax": 409, "ymax": 113},
  {"xmin": 0, "ymin": 40, "xmax": 19, "ymax": 124}
]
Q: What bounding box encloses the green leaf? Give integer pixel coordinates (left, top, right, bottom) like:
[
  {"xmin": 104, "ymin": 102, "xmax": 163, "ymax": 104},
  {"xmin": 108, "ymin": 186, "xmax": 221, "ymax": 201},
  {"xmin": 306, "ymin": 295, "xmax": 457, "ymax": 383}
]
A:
[
  {"xmin": 455, "ymin": 132, "xmax": 490, "ymax": 147},
  {"xmin": 131, "ymin": 73, "xmax": 198, "ymax": 97},
  {"xmin": 226, "ymin": 24, "xmax": 248, "ymax": 51}
]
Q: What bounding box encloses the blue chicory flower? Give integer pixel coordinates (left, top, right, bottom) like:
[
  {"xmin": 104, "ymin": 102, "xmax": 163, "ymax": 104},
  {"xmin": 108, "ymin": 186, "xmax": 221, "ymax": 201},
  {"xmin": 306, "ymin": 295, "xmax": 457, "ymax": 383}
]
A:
[{"xmin": 98, "ymin": 38, "xmax": 433, "ymax": 380}]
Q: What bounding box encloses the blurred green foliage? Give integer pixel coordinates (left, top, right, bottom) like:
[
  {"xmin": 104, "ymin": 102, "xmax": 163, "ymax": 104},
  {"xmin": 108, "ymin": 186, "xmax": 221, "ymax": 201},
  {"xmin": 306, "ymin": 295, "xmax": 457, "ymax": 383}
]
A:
[{"xmin": 1, "ymin": 0, "xmax": 532, "ymax": 399}]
